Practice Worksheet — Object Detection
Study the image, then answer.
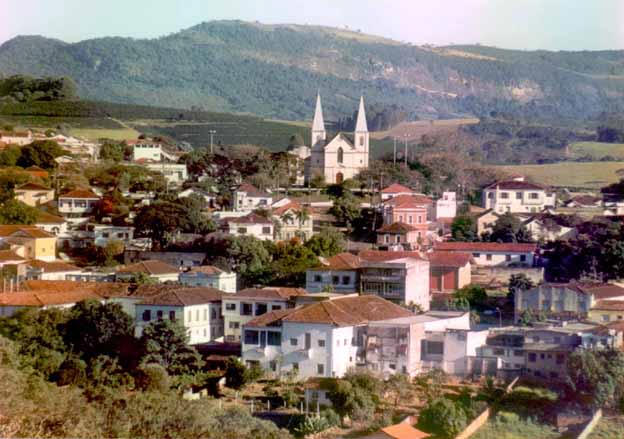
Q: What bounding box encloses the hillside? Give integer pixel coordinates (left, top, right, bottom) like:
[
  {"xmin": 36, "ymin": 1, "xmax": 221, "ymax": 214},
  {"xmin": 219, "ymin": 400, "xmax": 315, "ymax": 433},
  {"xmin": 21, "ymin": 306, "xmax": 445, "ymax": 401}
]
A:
[{"xmin": 1, "ymin": 20, "xmax": 623, "ymax": 121}]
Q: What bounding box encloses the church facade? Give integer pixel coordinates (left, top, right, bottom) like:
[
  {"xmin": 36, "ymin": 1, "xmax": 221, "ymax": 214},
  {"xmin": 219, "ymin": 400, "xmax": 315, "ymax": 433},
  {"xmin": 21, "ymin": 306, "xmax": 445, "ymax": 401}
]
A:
[{"xmin": 305, "ymin": 95, "xmax": 370, "ymax": 185}]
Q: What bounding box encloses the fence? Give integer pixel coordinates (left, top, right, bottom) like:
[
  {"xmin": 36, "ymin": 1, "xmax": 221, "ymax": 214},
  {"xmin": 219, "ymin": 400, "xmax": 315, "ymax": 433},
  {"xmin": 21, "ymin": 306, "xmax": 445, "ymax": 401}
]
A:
[{"xmin": 575, "ymin": 409, "xmax": 602, "ymax": 439}]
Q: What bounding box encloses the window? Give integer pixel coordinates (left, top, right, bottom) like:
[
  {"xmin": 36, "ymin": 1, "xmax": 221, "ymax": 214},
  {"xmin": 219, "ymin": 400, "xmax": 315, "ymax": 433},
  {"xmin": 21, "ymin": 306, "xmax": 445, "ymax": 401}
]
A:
[
  {"xmin": 237, "ymin": 227, "xmax": 247, "ymax": 234},
  {"xmin": 550, "ymin": 372, "xmax": 559, "ymax": 379},
  {"xmin": 359, "ymin": 136, "xmax": 364, "ymax": 146},
  {"xmin": 528, "ymin": 353, "xmax": 537, "ymax": 362},
  {"xmin": 533, "ymin": 336, "xmax": 540, "ymax": 342},
  {"xmin": 225, "ymin": 303, "xmax": 236, "ymax": 311},
  {"xmin": 514, "ymin": 350, "xmax": 523, "ymax": 357},
  {"xmin": 408, "ymin": 215, "xmax": 413, "ymax": 224},
  {"xmin": 500, "ymin": 192, "xmax": 509, "ymax": 199},
  {"xmin": 506, "ymin": 255, "xmax": 511, "ymax": 262},
  {"xmin": 211, "ymin": 308, "xmax": 217, "ymax": 319},
  {"xmin": 318, "ymin": 339, "xmax": 325, "ymax": 347},
  {"xmin": 156, "ymin": 310, "xmax": 163, "ymax": 320},
  {"xmin": 540, "ymin": 353, "xmax": 545, "ymax": 359},
  {"xmin": 267, "ymin": 331, "xmax": 281, "ymax": 346},
  {"xmin": 553, "ymin": 336, "xmax": 561, "ymax": 343},
  {"xmin": 473, "ymin": 253, "xmax": 480, "ymax": 258},
  {"xmin": 255, "ymin": 303, "xmax": 268, "ymax": 316},
  {"xmin": 317, "ymin": 364, "xmax": 325, "ymax": 375},
  {"xmin": 520, "ymin": 255, "xmax": 527, "ymax": 262},
  {"xmin": 418, "ymin": 215, "xmax": 422, "ymax": 223},
  {"xmin": 529, "ymin": 192, "xmax": 539, "ymax": 199},
  {"xmin": 142, "ymin": 310, "xmax": 151, "ymax": 321},
  {"xmin": 342, "ymin": 276, "xmax": 351, "ymax": 285},
  {"xmin": 244, "ymin": 330, "xmax": 259, "ymax": 345},
  {"xmin": 169, "ymin": 311, "xmax": 176, "ymax": 321},
  {"xmin": 556, "ymin": 354, "xmax": 565, "ymax": 364},
  {"xmin": 195, "ymin": 310, "xmax": 200, "ymax": 320},
  {"xmin": 187, "ymin": 311, "xmax": 192, "ymax": 322},
  {"xmin": 293, "ymin": 362, "xmax": 299, "ymax": 371},
  {"xmin": 290, "ymin": 338, "xmax": 298, "ymax": 346},
  {"xmin": 306, "ymin": 333, "xmax": 312, "ymax": 349},
  {"xmin": 269, "ymin": 361, "xmax": 277, "ymax": 372},
  {"xmin": 313, "ymin": 274, "xmax": 322, "ymax": 282},
  {"xmin": 516, "ymin": 192, "xmax": 522, "ymax": 199},
  {"xmin": 337, "ymin": 147, "xmax": 344, "ymax": 164},
  {"xmin": 389, "ymin": 364, "xmax": 396, "ymax": 370},
  {"xmin": 426, "ymin": 341, "xmax": 444, "ymax": 355},
  {"xmin": 229, "ymin": 322, "xmax": 240, "ymax": 329},
  {"xmin": 488, "ymin": 192, "xmax": 494, "ymax": 199},
  {"xmin": 385, "ymin": 235, "xmax": 389, "ymax": 244},
  {"xmin": 203, "ymin": 309, "xmax": 207, "ymax": 320},
  {"xmin": 271, "ymin": 305, "xmax": 282, "ymax": 311},
  {"xmin": 486, "ymin": 254, "xmax": 492, "ymax": 261},
  {"xmin": 262, "ymin": 226, "xmax": 271, "ymax": 235},
  {"xmin": 493, "ymin": 348, "xmax": 505, "ymax": 355},
  {"xmin": 241, "ymin": 303, "xmax": 253, "ymax": 316},
  {"xmin": 332, "ymin": 276, "xmax": 339, "ymax": 285}
]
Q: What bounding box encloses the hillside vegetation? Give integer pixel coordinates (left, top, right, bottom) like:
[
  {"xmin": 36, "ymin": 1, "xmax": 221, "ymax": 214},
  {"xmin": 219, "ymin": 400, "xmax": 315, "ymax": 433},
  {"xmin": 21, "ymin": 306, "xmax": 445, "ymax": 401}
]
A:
[{"xmin": 1, "ymin": 20, "xmax": 623, "ymax": 121}]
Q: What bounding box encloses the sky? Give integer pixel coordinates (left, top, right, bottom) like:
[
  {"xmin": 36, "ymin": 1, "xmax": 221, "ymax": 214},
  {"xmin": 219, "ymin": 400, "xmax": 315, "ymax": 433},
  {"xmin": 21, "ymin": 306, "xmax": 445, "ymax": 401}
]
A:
[{"xmin": 1, "ymin": 0, "xmax": 623, "ymax": 50}]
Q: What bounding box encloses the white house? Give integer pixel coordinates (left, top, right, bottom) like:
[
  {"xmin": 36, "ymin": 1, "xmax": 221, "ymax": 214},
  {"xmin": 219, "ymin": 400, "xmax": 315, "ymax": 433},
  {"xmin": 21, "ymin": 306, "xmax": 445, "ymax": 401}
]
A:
[
  {"xmin": 130, "ymin": 140, "xmax": 164, "ymax": 162},
  {"xmin": 306, "ymin": 253, "xmax": 361, "ymax": 294},
  {"xmin": 380, "ymin": 183, "xmax": 418, "ymax": 201},
  {"xmin": 25, "ymin": 260, "xmax": 83, "ymax": 281},
  {"xmin": 233, "ymin": 183, "xmax": 273, "ymax": 212},
  {"xmin": 14, "ymin": 182, "xmax": 55, "ymax": 207},
  {"xmin": 434, "ymin": 242, "xmax": 537, "ymax": 267},
  {"xmin": 34, "ymin": 211, "xmax": 68, "ymax": 238},
  {"xmin": 179, "ymin": 265, "xmax": 237, "ymax": 293},
  {"xmin": 435, "ymin": 192, "xmax": 457, "ymax": 220},
  {"xmin": 483, "ymin": 176, "xmax": 556, "ymax": 214},
  {"xmin": 57, "ymin": 189, "xmax": 101, "ymax": 221},
  {"xmin": 0, "ymin": 130, "xmax": 32, "ymax": 146},
  {"xmin": 419, "ymin": 328, "xmax": 489, "ymax": 376},
  {"xmin": 225, "ymin": 213, "xmax": 274, "ymax": 241},
  {"xmin": 134, "ymin": 287, "xmax": 224, "ymax": 345},
  {"xmin": 307, "ymin": 95, "xmax": 369, "ymax": 185},
  {"xmin": 222, "ymin": 287, "xmax": 307, "ymax": 342},
  {"xmin": 272, "ymin": 200, "xmax": 313, "ymax": 241},
  {"xmin": 115, "ymin": 259, "xmax": 179, "ymax": 283},
  {"xmin": 145, "ymin": 163, "xmax": 188, "ymax": 186}
]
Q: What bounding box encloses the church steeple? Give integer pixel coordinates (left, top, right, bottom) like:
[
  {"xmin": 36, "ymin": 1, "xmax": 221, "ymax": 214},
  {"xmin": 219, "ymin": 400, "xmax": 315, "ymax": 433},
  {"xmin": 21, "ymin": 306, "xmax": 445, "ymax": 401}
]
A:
[
  {"xmin": 354, "ymin": 96, "xmax": 369, "ymax": 153},
  {"xmin": 311, "ymin": 93, "xmax": 326, "ymax": 147}
]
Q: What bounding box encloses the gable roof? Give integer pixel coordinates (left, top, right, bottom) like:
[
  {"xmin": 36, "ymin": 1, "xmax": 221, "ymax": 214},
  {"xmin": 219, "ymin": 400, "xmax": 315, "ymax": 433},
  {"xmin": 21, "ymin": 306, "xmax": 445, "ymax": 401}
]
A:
[
  {"xmin": 139, "ymin": 287, "xmax": 223, "ymax": 306},
  {"xmin": 381, "ymin": 423, "xmax": 431, "ymax": 439},
  {"xmin": 538, "ymin": 282, "xmax": 624, "ymax": 300},
  {"xmin": 315, "ymin": 252, "xmax": 362, "ymax": 270},
  {"xmin": 383, "ymin": 194, "xmax": 432, "ymax": 208},
  {"xmin": 427, "ymin": 251, "xmax": 473, "ymax": 268},
  {"xmin": 19, "ymin": 279, "xmax": 131, "ymax": 298},
  {"xmin": 567, "ymin": 195, "xmax": 602, "ymax": 206},
  {"xmin": 272, "ymin": 200, "xmax": 304, "ymax": 216},
  {"xmin": 26, "ymin": 260, "xmax": 81, "ymax": 272},
  {"xmin": 116, "ymin": 259, "xmax": 178, "ymax": 275},
  {"xmin": 230, "ymin": 287, "xmax": 307, "ymax": 300},
  {"xmin": 0, "ymin": 225, "xmax": 54, "ymax": 239},
  {"xmin": 359, "ymin": 250, "xmax": 426, "ymax": 262},
  {"xmin": 15, "ymin": 182, "xmax": 52, "ymax": 191},
  {"xmin": 0, "ymin": 250, "xmax": 25, "ymax": 262},
  {"xmin": 0, "ymin": 290, "xmax": 101, "ymax": 307},
  {"xmin": 187, "ymin": 265, "xmax": 223, "ymax": 275},
  {"xmin": 236, "ymin": 183, "xmax": 271, "ymax": 198},
  {"xmin": 34, "ymin": 210, "xmax": 65, "ymax": 224},
  {"xmin": 381, "ymin": 183, "xmax": 415, "ymax": 194},
  {"xmin": 591, "ymin": 300, "xmax": 624, "ymax": 311},
  {"xmin": 434, "ymin": 242, "xmax": 537, "ymax": 253},
  {"xmin": 484, "ymin": 180, "xmax": 546, "ymax": 190},
  {"xmin": 377, "ymin": 222, "xmax": 419, "ymax": 233},
  {"xmin": 59, "ymin": 189, "xmax": 100, "ymax": 199},
  {"xmin": 227, "ymin": 213, "xmax": 273, "ymax": 225}
]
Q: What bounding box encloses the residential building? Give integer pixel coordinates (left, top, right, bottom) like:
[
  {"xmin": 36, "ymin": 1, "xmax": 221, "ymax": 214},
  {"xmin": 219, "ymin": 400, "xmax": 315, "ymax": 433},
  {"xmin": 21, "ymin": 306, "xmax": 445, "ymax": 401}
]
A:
[
  {"xmin": 179, "ymin": 266, "xmax": 237, "ymax": 293},
  {"xmin": 0, "ymin": 130, "xmax": 32, "ymax": 146},
  {"xmin": 25, "ymin": 260, "xmax": 83, "ymax": 281},
  {"xmin": 14, "ymin": 182, "xmax": 54, "ymax": 207},
  {"xmin": 115, "ymin": 259, "xmax": 179, "ymax": 283},
  {"xmin": 222, "ymin": 287, "xmax": 307, "ymax": 342},
  {"xmin": 381, "ymin": 195, "xmax": 432, "ymax": 243},
  {"xmin": 433, "ymin": 242, "xmax": 537, "ymax": 267},
  {"xmin": 0, "ymin": 225, "xmax": 57, "ymax": 262},
  {"xmin": 427, "ymin": 252, "xmax": 472, "ymax": 292},
  {"xmin": 376, "ymin": 222, "xmax": 421, "ymax": 250},
  {"xmin": 129, "ymin": 140, "xmax": 165, "ymax": 162},
  {"xmin": 515, "ymin": 282, "xmax": 624, "ymax": 321},
  {"xmin": 225, "ymin": 213, "xmax": 274, "ymax": 240},
  {"xmin": 233, "ymin": 183, "xmax": 273, "ymax": 212},
  {"xmin": 380, "ymin": 183, "xmax": 418, "ymax": 201},
  {"xmin": 0, "ymin": 249, "xmax": 25, "ymax": 269},
  {"xmin": 145, "ymin": 163, "xmax": 188, "ymax": 186},
  {"xmin": 521, "ymin": 215, "xmax": 575, "ymax": 242},
  {"xmin": 23, "ymin": 166, "xmax": 49, "ymax": 179},
  {"xmin": 68, "ymin": 224, "xmax": 134, "ymax": 248},
  {"xmin": 307, "ymin": 95, "xmax": 369, "ymax": 185},
  {"xmin": 435, "ymin": 192, "xmax": 457, "ymax": 220},
  {"xmin": 588, "ymin": 300, "xmax": 624, "ymax": 323},
  {"xmin": 419, "ymin": 328, "xmax": 489, "ymax": 376},
  {"xmin": 306, "ymin": 253, "xmax": 361, "ymax": 294},
  {"xmin": 123, "ymin": 251, "xmax": 206, "ymax": 269},
  {"xmin": 272, "ymin": 200, "xmax": 313, "ymax": 241},
  {"xmin": 57, "ymin": 189, "xmax": 101, "ymax": 220},
  {"xmin": 564, "ymin": 195, "xmax": 603, "ymax": 208},
  {"xmin": 34, "ymin": 210, "xmax": 68, "ymax": 238},
  {"xmin": 475, "ymin": 209, "xmax": 500, "ymax": 236},
  {"xmin": 483, "ymin": 176, "xmax": 556, "ymax": 214},
  {"xmin": 135, "ymin": 287, "xmax": 224, "ymax": 345}
]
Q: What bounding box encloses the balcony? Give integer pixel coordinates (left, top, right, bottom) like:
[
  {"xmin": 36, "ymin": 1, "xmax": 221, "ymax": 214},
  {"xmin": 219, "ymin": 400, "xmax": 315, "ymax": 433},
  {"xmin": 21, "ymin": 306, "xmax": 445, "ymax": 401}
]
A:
[{"xmin": 361, "ymin": 275, "xmax": 403, "ymax": 283}]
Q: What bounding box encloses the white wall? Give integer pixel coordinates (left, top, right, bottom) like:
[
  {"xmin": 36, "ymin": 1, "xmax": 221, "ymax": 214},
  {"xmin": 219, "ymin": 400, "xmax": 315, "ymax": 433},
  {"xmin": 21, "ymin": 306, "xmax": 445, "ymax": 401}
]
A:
[
  {"xmin": 223, "ymin": 298, "xmax": 289, "ymax": 341},
  {"xmin": 470, "ymin": 251, "xmax": 534, "ymax": 267}
]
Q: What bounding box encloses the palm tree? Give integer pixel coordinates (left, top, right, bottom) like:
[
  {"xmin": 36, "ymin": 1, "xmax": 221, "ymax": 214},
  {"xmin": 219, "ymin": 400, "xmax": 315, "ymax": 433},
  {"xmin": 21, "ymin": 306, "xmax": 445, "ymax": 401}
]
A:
[
  {"xmin": 295, "ymin": 208, "xmax": 310, "ymax": 227},
  {"xmin": 280, "ymin": 211, "xmax": 294, "ymax": 225}
]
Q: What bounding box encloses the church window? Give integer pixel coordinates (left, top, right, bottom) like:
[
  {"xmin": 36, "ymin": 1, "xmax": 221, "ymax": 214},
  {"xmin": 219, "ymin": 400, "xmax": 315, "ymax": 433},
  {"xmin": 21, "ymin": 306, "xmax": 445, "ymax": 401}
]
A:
[
  {"xmin": 359, "ymin": 136, "xmax": 364, "ymax": 146},
  {"xmin": 337, "ymin": 147, "xmax": 344, "ymax": 164}
]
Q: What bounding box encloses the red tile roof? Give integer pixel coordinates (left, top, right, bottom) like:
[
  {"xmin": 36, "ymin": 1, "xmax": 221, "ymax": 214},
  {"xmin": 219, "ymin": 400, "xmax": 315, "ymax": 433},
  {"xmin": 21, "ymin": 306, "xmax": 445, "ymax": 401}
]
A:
[
  {"xmin": 26, "ymin": 260, "xmax": 80, "ymax": 272},
  {"xmin": 381, "ymin": 183, "xmax": 415, "ymax": 194},
  {"xmin": 540, "ymin": 282, "xmax": 624, "ymax": 300},
  {"xmin": 381, "ymin": 423, "xmax": 431, "ymax": 439},
  {"xmin": 15, "ymin": 182, "xmax": 52, "ymax": 191},
  {"xmin": 139, "ymin": 287, "xmax": 223, "ymax": 306},
  {"xmin": 231, "ymin": 287, "xmax": 307, "ymax": 300},
  {"xmin": 383, "ymin": 194, "xmax": 432, "ymax": 209},
  {"xmin": 315, "ymin": 252, "xmax": 362, "ymax": 270},
  {"xmin": 377, "ymin": 222, "xmax": 419, "ymax": 233},
  {"xmin": 227, "ymin": 213, "xmax": 273, "ymax": 225},
  {"xmin": 272, "ymin": 200, "xmax": 304, "ymax": 216},
  {"xmin": 0, "ymin": 290, "xmax": 100, "ymax": 307},
  {"xmin": 359, "ymin": 250, "xmax": 426, "ymax": 262},
  {"xmin": 19, "ymin": 280, "xmax": 131, "ymax": 298},
  {"xmin": 34, "ymin": 210, "xmax": 65, "ymax": 224},
  {"xmin": 591, "ymin": 300, "xmax": 624, "ymax": 311},
  {"xmin": 485, "ymin": 180, "xmax": 546, "ymax": 190},
  {"xmin": 0, "ymin": 250, "xmax": 25, "ymax": 262},
  {"xmin": 237, "ymin": 183, "xmax": 271, "ymax": 198},
  {"xmin": 116, "ymin": 260, "xmax": 179, "ymax": 275},
  {"xmin": 568, "ymin": 195, "xmax": 602, "ymax": 206},
  {"xmin": 434, "ymin": 242, "xmax": 537, "ymax": 253},
  {"xmin": 0, "ymin": 225, "xmax": 55, "ymax": 238},
  {"xmin": 188, "ymin": 265, "xmax": 223, "ymax": 275},
  {"xmin": 427, "ymin": 251, "xmax": 473, "ymax": 268},
  {"xmin": 59, "ymin": 189, "xmax": 100, "ymax": 199}
]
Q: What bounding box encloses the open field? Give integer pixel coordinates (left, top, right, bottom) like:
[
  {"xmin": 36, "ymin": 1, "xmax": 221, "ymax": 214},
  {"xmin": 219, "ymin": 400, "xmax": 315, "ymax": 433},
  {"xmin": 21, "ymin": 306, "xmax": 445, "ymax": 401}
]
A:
[
  {"xmin": 370, "ymin": 118, "xmax": 479, "ymax": 141},
  {"xmin": 568, "ymin": 141, "xmax": 624, "ymax": 160},
  {"xmin": 492, "ymin": 161, "xmax": 624, "ymax": 189},
  {"xmin": 70, "ymin": 127, "xmax": 141, "ymax": 141},
  {"xmin": 471, "ymin": 417, "xmax": 560, "ymax": 439}
]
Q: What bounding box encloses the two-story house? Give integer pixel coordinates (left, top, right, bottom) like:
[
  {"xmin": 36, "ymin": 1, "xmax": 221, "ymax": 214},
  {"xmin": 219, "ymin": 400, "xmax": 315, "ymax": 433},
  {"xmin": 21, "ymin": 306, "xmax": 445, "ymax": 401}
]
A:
[
  {"xmin": 515, "ymin": 281, "xmax": 624, "ymax": 322},
  {"xmin": 14, "ymin": 182, "xmax": 54, "ymax": 207},
  {"xmin": 225, "ymin": 213, "xmax": 274, "ymax": 240},
  {"xmin": 233, "ymin": 183, "xmax": 273, "ymax": 212},
  {"xmin": 0, "ymin": 225, "xmax": 57, "ymax": 261},
  {"xmin": 272, "ymin": 200, "xmax": 313, "ymax": 241},
  {"xmin": 222, "ymin": 287, "xmax": 307, "ymax": 342},
  {"xmin": 380, "ymin": 194, "xmax": 432, "ymax": 245},
  {"xmin": 179, "ymin": 265, "xmax": 237, "ymax": 293},
  {"xmin": 57, "ymin": 189, "xmax": 101, "ymax": 222},
  {"xmin": 434, "ymin": 242, "xmax": 537, "ymax": 267},
  {"xmin": 483, "ymin": 176, "xmax": 556, "ymax": 214},
  {"xmin": 306, "ymin": 253, "xmax": 361, "ymax": 294},
  {"xmin": 145, "ymin": 163, "xmax": 188, "ymax": 186},
  {"xmin": 135, "ymin": 287, "xmax": 224, "ymax": 345},
  {"xmin": 427, "ymin": 251, "xmax": 472, "ymax": 292},
  {"xmin": 115, "ymin": 259, "xmax": 179, "ymax": 283}
]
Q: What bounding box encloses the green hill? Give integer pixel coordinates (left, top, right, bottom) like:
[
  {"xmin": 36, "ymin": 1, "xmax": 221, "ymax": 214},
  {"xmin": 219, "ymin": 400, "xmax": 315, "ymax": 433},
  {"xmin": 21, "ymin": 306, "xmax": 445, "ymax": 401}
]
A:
[{"xmin": 1, "ymin": 20, "xmax": 623, "ymax": 121}]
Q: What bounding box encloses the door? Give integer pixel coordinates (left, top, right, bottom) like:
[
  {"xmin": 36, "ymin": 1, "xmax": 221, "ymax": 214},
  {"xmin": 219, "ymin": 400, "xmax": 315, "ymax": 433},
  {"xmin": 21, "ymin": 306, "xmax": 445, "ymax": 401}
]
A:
[
  {"xmin": 335, "ymin": 172, "xmax": 344, "ymax": 184},
  {"xmin": 305, "ymin": 333, "xmax": 311, "ymax": 349}
]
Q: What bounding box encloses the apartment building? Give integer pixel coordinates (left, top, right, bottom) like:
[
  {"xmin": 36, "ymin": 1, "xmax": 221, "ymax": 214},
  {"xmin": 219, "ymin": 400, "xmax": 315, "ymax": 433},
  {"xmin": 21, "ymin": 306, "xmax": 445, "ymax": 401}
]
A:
[{"xmin": 233, "ymin": 183, "xmax": 273, "ymax": 212}]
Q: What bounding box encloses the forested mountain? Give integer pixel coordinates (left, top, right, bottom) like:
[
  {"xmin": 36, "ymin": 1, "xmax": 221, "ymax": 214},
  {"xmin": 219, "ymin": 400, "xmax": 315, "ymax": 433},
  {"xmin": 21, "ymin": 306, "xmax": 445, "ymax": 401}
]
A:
[{"xmin": 0, "ymin": 20, "xmax": 623, "ymax": 121}]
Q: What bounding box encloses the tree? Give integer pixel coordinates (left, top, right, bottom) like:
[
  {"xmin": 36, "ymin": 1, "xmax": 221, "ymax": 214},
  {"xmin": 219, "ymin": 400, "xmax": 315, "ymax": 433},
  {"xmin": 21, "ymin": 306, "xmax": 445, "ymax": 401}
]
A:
[
  {"xmin": 206, "ymin": 235, "xmax": 274, "ymax": 287},
  {"xmin": 271, "ymin": 240, "xmax": 319, "ymax": 285},
  {"xmin": 133, "ymin": 201, "xmax": 187, "ymax": 250},
  {"xmin": 224, "ymin": 357, "xmax": 248, "ymax": 390},
  {"xmin": 329, "ymin": 191, "xmax": 361, "ymax": 227},
  {"xmin": 451, "ymin": 215, "xmax": 477, "ymax": 241},
  {"xmin": 95, "ymin": 240, "xmax": 125, "ymax": 266},
  {"xmin": 304, "ymin": 227, "xmax": 346, "ymax": 257},
  {"xmin": 418, "ymin": 398, "xmax": 468, "ymax": 438},
  {"xmin": 454, "ymin": 284, "xmax": 488, "ymax": 309},
  {"xmin": 0, "ymin": 170, "xmax": 31, "ymax": 203},
  {"xmin": 489, "ymin": 213, "xmax": 533, "ymax": 243},
  {"xmin": 385, "ymin": 373, "xmax": 412, "ymax": 406},
  {"xmin": 0, "ymin": 199, "xmax": 38, "ymax": 224},
  {"xmin": 99, "ymin": 142, "xmax": 125, "ymax": 162},
  {"xmin": 134, "ymin": 363, "xmax": 171, "ymax": 392},
  {"xmin": 63, "ymin": 300, "xmax": 135, "ymax": 362},
  {"xmin": 139, "ymin": 319, "xmax": 203, "ymax": 376},
  {"xmin": 0, "ymin": 145, "xmax": 21, "ymax": 167},
  {"xmin": 508, "ymin": 273, "xmax": 535, "ymax": 303},
  {"xmin": 16, "ymin": 140, "xmax": 65, "ymax": 169}
]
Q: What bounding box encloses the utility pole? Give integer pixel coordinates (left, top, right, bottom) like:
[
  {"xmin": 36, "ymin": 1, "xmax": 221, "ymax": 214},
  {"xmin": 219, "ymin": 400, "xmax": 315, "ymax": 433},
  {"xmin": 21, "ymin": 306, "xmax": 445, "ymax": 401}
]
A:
[
  {"xmin": 404, "ymin": 135, "xmax": 408, "ymax": 166},
  {"xmin": 209, "ymin": 130, "xmax": 216, "ymax": 154},
  {"xmin": 393, "ymin": 137, "xmax": 397, "ymax": 165}
]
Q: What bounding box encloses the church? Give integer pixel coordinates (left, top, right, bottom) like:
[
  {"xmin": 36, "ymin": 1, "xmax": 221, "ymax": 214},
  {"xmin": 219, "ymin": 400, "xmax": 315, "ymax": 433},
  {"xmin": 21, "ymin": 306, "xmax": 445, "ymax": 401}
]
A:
[{"xmin": 304, "ymin": 94, "xmax": 370, "ymax": 185}]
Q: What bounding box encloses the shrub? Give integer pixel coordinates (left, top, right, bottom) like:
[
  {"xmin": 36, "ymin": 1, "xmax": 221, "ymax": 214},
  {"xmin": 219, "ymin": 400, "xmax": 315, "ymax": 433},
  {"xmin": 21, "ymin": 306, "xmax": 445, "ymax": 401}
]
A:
[
  {"xmin": 56, "ymin": 356, "xmax": 87, "ymax": 386},
  {"xmin": 224, "ymin": 357, "xmax": 247, "ymax": 389},
  {"xmin": 418, "ymin": 397, "xmax": 468, "ymax": 438},
  {"xmin": 135, "ymin": 363, "xmax": 170, "ymax": 392}
]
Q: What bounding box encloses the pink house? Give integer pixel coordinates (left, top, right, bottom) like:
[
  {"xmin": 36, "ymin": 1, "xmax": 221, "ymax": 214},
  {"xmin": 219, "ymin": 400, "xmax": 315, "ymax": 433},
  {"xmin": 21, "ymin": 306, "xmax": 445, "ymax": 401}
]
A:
[
  {"xmin": 376, "ymin": 222, "xmax": 421, "ymax": 249},
  {"xmin": 382, "ymin": 194, "xmax": 432, "ymax": 243}
]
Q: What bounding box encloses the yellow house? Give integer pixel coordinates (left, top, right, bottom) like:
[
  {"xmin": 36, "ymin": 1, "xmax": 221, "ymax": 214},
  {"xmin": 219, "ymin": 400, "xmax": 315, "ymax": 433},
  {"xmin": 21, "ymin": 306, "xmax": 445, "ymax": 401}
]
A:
[
  {"xmin": 588, "ymin": 300, "xmax": 624, "ymax": 323},
  {"xmin": 14, "ymin": 182, "xmax": 55, "ymax": 207},
  {"xmin": 0, "ymin": 225, "xmax": 57, "ymax": 262}
]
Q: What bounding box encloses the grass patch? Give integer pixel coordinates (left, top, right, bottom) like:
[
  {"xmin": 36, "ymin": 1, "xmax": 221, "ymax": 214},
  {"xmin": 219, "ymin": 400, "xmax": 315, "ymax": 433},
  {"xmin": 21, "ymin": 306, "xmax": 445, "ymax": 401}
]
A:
[
  {"xmin": 588, "ymin": 415, "xmax": 624, "ymax": 438},
  {"xmin": 569, "ymin": 141, "xmax": 624, "ymax": 160},
  {"xmin": 70, "ymin": 127, "xmax": 140, "ymax": 141},
  {"xmin": 492, "ymin": 161, "xmax": 624, "ymax": 189},
  {"xmin": 471, "ymin": 413, "xmax": 560, "ymax": 439}
]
